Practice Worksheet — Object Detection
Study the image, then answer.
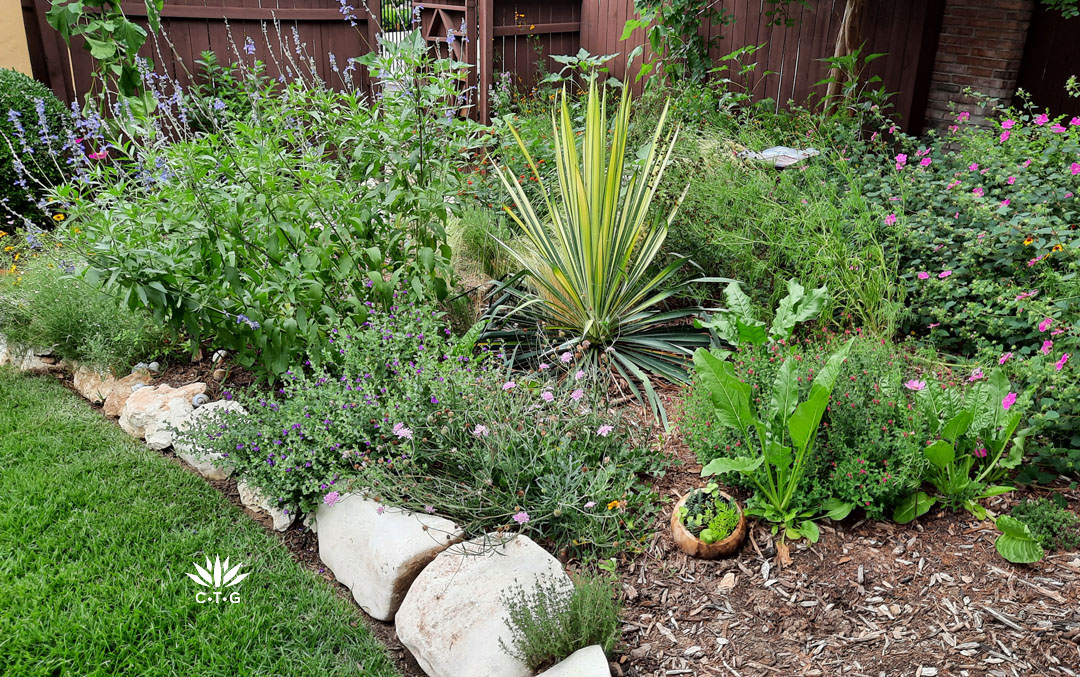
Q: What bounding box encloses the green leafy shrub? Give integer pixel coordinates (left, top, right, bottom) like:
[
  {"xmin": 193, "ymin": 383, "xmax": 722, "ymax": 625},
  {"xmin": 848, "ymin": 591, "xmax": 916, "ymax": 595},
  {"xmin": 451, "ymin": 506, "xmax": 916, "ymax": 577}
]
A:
[
  {"xmin": 1010, "ymin": 496, "xmax": 1080, "ymax": 552},
  {"xmin": 500, "ymin": 573, "xmax": 621, "ymax": 672},
  {"xmin": 57, "ymin": 33, "xmax": 482, "ymax": 378},
  {"xmin": 682, "ymin": 331, "xmax": 926, "ymax": 521},
  {"xmin": 0, "ymin": 68, "xmax": 72, "ymax": 223},
  {"xmin": 0, "ymin": 257, "xmax": 167, "ymax": 371}
]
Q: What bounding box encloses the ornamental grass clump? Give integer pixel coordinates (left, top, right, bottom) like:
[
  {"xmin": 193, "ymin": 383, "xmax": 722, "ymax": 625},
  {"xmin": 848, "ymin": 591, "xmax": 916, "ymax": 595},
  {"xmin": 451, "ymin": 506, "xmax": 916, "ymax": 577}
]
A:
[{"xmin": 485, "ymin": 82, "xmax": 726, "ymax": 425}]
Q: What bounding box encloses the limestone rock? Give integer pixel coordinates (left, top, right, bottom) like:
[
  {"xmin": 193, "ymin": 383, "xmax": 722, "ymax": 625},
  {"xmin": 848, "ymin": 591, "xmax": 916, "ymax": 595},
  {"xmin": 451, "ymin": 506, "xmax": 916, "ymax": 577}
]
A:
[
  {"xmin": 174, "ymin": 400, "xmax": 246, "ymax": 480},
  {"xmin": 396, "ymin": 534, "xmax": 573, "ymax": 677},
  {"xmin": 118, "ymin": 382, "xmax": 206, "ymax": 449},
  {"xmin": 316, "ymin": 494, "xmax": 463, "ymax": 621},
  {"xmin": 101, "ymin": 369, "xmax": 153, "ymax": 417},
  {"xmin": 237, "ymin": 480, "xmax": 295, "ymax": 532},
  {"xmin": 538, "ymin": 646, "xmax": 612, "ymax": 677}
]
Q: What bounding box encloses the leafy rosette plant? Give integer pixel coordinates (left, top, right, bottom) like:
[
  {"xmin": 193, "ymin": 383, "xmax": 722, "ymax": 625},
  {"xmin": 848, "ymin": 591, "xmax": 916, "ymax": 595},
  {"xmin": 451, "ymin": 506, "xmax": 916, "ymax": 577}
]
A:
[
  {"xmin": 697, "ymin": 278, "xmax": 828, "ymax": 348},
  {"xmin": 892, "ymin": 369, "xmax": 1028, "ymax": 524},
  {"xmin": 484, "ymin": 82, "xmax": 727, "ymax": 426},
  {"xmin": 694, "ymin": 337, "xmax": 854, "ymax": 550}
]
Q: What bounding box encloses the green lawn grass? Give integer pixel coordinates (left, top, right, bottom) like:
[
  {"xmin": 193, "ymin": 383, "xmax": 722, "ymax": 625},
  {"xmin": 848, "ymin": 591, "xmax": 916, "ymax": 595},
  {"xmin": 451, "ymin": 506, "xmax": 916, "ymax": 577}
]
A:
[{"xmin": 0, "ymin": 369, "xmax": 398, "ymax": 676}]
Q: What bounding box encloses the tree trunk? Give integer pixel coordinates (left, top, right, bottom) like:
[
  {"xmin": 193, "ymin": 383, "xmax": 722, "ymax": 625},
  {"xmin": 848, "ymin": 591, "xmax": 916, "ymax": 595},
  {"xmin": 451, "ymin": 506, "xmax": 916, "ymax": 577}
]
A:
[{"xmin": 825, "ymin": 0, "xmax": 865, "ymax": 108}]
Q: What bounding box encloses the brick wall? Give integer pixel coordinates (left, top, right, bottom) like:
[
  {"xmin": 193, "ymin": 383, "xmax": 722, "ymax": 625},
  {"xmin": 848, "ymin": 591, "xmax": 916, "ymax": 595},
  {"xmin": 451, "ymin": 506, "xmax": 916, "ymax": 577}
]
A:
[{"xmin": 924, "ymin": 0, "xmax": 1034, "ymax": 129}]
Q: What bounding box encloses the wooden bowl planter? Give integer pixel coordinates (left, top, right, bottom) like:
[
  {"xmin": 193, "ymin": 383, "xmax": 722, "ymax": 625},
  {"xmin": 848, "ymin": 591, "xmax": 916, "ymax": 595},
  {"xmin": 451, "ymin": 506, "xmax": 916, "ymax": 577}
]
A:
[{"xmin": 670, "ymin": 490, "xmax": 748, "ymax": 559}]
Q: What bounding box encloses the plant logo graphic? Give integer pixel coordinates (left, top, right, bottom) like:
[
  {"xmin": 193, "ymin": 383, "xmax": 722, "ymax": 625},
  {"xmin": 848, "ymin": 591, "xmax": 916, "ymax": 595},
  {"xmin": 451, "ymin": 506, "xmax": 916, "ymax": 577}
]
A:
[{"xmin": 186, "ymin": 555, "xmax": 249, "ymax": 604}]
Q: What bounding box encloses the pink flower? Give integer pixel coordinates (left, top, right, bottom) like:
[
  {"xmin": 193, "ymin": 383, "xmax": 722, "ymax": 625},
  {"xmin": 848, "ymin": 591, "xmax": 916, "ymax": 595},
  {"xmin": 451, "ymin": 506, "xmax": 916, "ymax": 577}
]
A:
[
  {"xmin": 1051, "ymin": 123, "xmax": 1067, "ymax": 134},
  {"xmin": 571, "ymin": 388, "xmax": 584, "ymax": 401},
  {"xmin": 574, "ymin": 370, "xmax": 585, "ymax": 380},
  {"xmin": 1000, "ymin": 130, "xmax": 1010, "ymax": 143},
  {"xmin": 973, "ymin": 447, "xmax": 988, "ymax": 459},
  {"xmin": 1023, "ymin": 159, "xmax": 1032, "ymax": 167},
  {"xmin": 929, "ymin": 323, "xmax": 940, "ymax": 329},
  {"xmin": 512, "ymin": 511, "xmax": 530, "ymax": 525},
  {"xmin": 904, "ymin": 379, "xmax": 927, "ymax": 391},
  {"xmin": 968, "ymin": 368, "xmax": 984, "ymax": 382},
  {"xmin": 884, "ymin": 213, "xmax": 897, "ymax": 226},
  {"xmin": 323, "ymin": 491, "xmax": 341, "ymax": 507},
  {"xmin": 560, "ymin": 351, "xmax": 573, "ymax": 363},
  {"xmin": 1002, "ymin": 392, "xmax": 1018, "ymax": 411},
  {"xmin": 938, "ymin": 270, "xmax": 952, "ymax": 278},
  {"xmin": 948, "ymin": 124, "xmax": 959, "ymax": 133},
  {"xmin": 1071, "ymin": 162, "xmax": 1080, "ymax": 175},
  {"xmin": 920, "ymin": 157, "xmax": 932, "ymax": 167},
  {"xmin": 957, "ymin": 111, "xmax": 970, "ymax": 122},
  {"xmin": 472, "ymin": 424, "xmax": 489, "ymax": 437},
  {"xmin": 1001, "ymin": 119, "xmax": 1015, "ymax": 129},
  {"xmin": 968, "ymin": 163, "xmax": 979, "ymax": 171},
  {"xmin": 1035, "ymin": 113, "xmax": 1049, "ymax": 126},
  {"xmin": 393, "ymin": 422, "xmax": 413, "ymax": 440},
  {"xmin": 502, "ymin": 381, "xmax": 516, "ymax": 390},
  {"xmin": 1070, "ymin": 117, "xmax": 1080, "ymax": 126},
  {"xmin": 538, "ymin": 363, "xmax": 549, "ymax": 370},
  {"xmin": 895, "ymin": 153, "xmax": 908, "ymax": 171},
  {"xmin": 584, "ymin": 501, "xmax": 596, "ymax": 508},
  {"xmin": 596, "ymin": 424, "xmax": 614, "ymax": 437},
  {"xmin": 972, "ymin": 187, "xmax": 984, "ymax": 197},
  {"xmin": 375, "ymin": 504, "xmax": 385, "ymax": 515},
  {"xmin": 540, "ymin": 390, "xmax": 554, "ymax": 402},
  {"xmin": 917, "ymin": 271, "xmax": 930, "ymax": 280},
  {"xmin": 1006, "ymin": 176, "xmax": 1016, "ymax": 185},
  {"xmin": 1000, "ymin": 199, "xmax": 1010, "ymax": 207},
  {"xmin": 1015, "ymin": 289, "xmax": 1039, "ymax": 301},
  {"xmin": 1041, "ymin": 340, "xmax": 1053, "ymax": 355},
  {"xmin": 87, "ymin": 150, "xmax": 108, "ymax": 160},
  {"xmin": 999, "ymin": 352, "xmax": 1013, "ymax": 365},
  {"xmin": 1055, "ymin": 353, "xmax": 1071, "ymax": 371},
  {"xmin": 1039, "ymin": 317, "xmax": 1053, "ymax": 332}
]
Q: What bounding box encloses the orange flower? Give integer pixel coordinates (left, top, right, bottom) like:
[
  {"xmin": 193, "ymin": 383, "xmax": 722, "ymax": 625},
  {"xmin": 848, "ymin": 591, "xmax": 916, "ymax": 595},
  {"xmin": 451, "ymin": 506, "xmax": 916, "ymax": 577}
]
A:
[{"xmin": 1052, "ymin": 244, "xmax": 1064, "ymax": 252}]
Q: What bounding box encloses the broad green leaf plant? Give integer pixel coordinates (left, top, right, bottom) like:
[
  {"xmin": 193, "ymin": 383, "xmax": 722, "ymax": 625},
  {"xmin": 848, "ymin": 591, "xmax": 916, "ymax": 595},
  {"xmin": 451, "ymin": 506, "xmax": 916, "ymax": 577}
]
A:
[
  {"xmin": 892, "ymin": 370, "xmax": 1028, "ymax": 524},
  {"xmin": 697, "ymin": 278, "xmax": 828, "ymax": 348},
  {"xmin": 694, "ymin": 337, "xmax": 855, "ymax": 545},
  {"xmin": 485, "ymin": 82, "xmax": 726, "ymax": 425}
]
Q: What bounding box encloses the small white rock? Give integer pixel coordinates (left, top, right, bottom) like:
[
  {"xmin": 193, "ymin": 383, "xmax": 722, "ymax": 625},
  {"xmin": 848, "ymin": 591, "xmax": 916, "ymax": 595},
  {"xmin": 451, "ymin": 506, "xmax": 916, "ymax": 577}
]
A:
[
  {"xmin": 118, "ymin": 382, "xmax": 207, "ymax": 450},
  {"xmin": 237, "ymin": 480, "xmax": 294, "ymax": 531},
  {"xmin": 538, "ymin": 645, "xmax": 611, "ymax": 676}
]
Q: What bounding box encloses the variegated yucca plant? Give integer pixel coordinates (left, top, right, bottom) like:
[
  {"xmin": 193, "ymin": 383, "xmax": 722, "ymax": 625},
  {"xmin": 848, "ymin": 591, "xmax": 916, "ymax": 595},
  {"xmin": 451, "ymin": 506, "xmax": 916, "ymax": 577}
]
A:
[{"xmin": 484, "ymin": 83, "xmax": 726, "ymax": 425}]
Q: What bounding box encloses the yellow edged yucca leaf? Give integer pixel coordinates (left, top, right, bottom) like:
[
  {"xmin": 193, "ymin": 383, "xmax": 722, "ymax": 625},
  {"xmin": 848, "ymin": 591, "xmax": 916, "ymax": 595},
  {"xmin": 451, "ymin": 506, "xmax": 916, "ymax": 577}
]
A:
[{"xmin": 484, "ymin": 83, "xmax": 730, "ymax": 426}]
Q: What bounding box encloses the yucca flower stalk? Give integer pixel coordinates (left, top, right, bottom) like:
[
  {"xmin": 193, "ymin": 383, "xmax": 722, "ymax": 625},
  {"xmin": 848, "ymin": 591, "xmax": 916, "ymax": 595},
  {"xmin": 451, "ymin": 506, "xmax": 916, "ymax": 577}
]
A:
[{"xmin": 484, "ymin": 83, "xmax": 727, "ymax": 426}]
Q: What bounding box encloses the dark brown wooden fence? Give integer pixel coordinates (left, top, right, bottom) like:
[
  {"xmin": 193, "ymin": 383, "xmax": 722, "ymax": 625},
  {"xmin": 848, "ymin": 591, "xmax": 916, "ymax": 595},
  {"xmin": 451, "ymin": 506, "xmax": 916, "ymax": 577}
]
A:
[
  {"xmin": 24, "ymin": 0, "xmax": 946, "ymax": 129},
  {"xmin": 1015, "ymin": 4, "xmax": 1080, "ymax": 117},
  {"xmin": 582, "ymin": 0, "xmax": 945, "ymax": 131}
]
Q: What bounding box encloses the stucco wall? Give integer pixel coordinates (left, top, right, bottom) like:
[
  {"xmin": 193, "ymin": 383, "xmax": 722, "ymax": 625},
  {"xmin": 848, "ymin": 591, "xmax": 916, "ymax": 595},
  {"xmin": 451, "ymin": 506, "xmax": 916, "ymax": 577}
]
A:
[{"xmin": 0, "ymin": 0, "xmax": 32, "ymax": 75}]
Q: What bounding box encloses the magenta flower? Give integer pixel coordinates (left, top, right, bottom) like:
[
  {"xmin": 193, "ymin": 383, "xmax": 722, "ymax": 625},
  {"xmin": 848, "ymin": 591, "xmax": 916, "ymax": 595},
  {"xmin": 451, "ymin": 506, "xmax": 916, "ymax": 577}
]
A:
[
  {"xmin": 502, "ymin": 381, "xmax": 516, "ymax": 391},
  {"xmin": 957, "ymin": 111, "xmax": 970, "ymax": 122},
  {"xmin": 999, "ymin": 130, "xmax": 1010, "ymax": 143},
  {"xmin": 324, "ymin": 491, "xmax": 341, "ymax": 507},
  {"xmin": 1002, "ymin": 392, "xmax": 1018, "ymax": 411},
  {"xmin": 904, "ymin": 379, "xmax": 927, "ymax": 391},
  {"xmin": 972, "ymin": 187, "xmax": 984, "ymax": 197},
  {"xmin": 973, "ymin": 447, "xmax": 988, "ymax": 459},
  {"xmin": 1055, "ymin": 353, "xmax": 1071, "ymax": 371},
  {"xmin": 596, "ymin": 424, "xmax": 614, "ymax": 437},
  {"xmin": 512, "ymin": 511, "xmax": 530, "ymax": 525},
  {"xmin": 946, "ymin": 179, "xmax": 960, "ymax": 190},
  {"xmin": 393, "ymin": 422, "xmax": 413, "ymax": 440},
  {"xmin": 999, "ymin": 352, "xmax": 1013, "ymax": 365},
  {"xmin": 1051, "ymin": 123, "xmax": 1067, "ymax": 134},
  {"xmin": 968, "ymin": 367, "xmax": 984, "ymax": 382},
  {"xmin": 895, "ymin": 153, "xmax": 908, "ymax": 171},
  {"xmin": 571, "ymin": 388, "xmax": 585, "ymax": 401},
  {"xmin": 1041, "ymin": 340, "xmax": 1053, "ymax": 355},
  {"xmin": 917, "ymin": 271, "xmax": 930, "ymax": 280},
  {"xmin": 1071, "ymin": 117, "xmax": 1080, "ymax": 126},
  {"xmin": 1000, "ymin": 199, "xmax": 1010, "ymax": 207},
  {"xmin": 968, "ymin": 162, "xmax": 979, "ymax": 171},
  {"xmin": 938, "ymin": 270, "xmax": 952, "ymax": 278},
  {"xmin": 1001, "ymin": 119, "xmax": 1015, "ymax": 129},
  {"xmin": 1035, "ymin": 113, "xmax": 1049, "ymax": 126},
  {"xmin": 1071, "ymin": 163, "xmax": 1080, "ymax": 176},
  {"xmin": 1039, "ymin": 317, "xmax": 1053, "ymax": 332},
  {"xmin": 884, "ymin": 213, "xmax": 897, "ymax": 226},
  {"xmin": 1006, "ymin": 176, "xmax": 1016, "ymax": 185},
  {"xmin": 472, "ymin": 424, "xmax": 489, "ymax": 437},
  {"xmin": 1023, "ymin": 159, "xmax": 1032, "ymax": 168},
  {"xmin": 87, "ymin": 150, "xmax": 109, "ymax": 160},
  {"xmin": 920, "ymin": 157, "xmax": 932, "ymax": 167},
  {"xmin": 540, "ymin": 391, "xmax": 554, "ymax": 403}
]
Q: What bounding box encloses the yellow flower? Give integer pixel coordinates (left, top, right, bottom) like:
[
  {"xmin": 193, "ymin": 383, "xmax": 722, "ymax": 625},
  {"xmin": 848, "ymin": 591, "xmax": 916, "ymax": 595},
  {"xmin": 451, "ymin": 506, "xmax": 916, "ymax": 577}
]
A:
[
  {"xmin": 1023, "ymin": 237, "xmax": 1034, "ymax": 245},
  {"xmin": 52, "ymin": 213, "xmax": 65, "ymax": 222},
  {"xmin": 606, "ymin": 500, "xmax": 620, "ymax": 510},
  {"xmin": 1052, "ymin": 244, "xmax": 1064, "ymax": 252},
  {"xmin": 0, "ymin": 230, "xmax": 6, "ymax": 237},
  {"xmin": 13, "ymin": 253, "xmax": 19, "ymax": 261},
  {"xmin": 530, "ymin": 24, "xmax": 535, "ymax": 30},
  {"xmin": 73, "ymin": 227, "xmax": 81, "ymax": 234},
  {"xmin": 3, "ymin": 246, "xmax": 12, "ymax": 252}
]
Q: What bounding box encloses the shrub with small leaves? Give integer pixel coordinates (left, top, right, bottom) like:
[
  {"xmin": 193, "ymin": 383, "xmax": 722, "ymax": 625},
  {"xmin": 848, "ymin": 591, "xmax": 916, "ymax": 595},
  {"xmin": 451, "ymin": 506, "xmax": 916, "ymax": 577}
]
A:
[{"xmin": 1010, "ymin": 496, "xmax": 1080, "ymax": 552}]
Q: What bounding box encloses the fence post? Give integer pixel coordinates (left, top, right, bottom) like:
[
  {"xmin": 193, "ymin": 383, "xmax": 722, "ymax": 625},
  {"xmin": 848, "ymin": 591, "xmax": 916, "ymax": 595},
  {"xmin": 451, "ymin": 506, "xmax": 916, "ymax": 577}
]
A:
[{"xmin": 477, "ymin": 0, "xmax": 493, "ymax": 123}]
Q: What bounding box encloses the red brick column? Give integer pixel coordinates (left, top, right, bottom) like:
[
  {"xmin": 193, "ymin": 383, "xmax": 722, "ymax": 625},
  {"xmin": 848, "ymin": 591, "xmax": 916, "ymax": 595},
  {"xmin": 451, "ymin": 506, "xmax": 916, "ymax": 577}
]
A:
[{"xmin": 923, "ymin": 0, "xmax": 1034, "ymax": 129}]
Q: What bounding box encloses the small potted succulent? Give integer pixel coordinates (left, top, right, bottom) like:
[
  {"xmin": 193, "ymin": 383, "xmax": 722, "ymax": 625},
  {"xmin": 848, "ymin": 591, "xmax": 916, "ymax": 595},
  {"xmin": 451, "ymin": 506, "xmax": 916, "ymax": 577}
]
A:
[{"xmin": 671, "ymin": 483, "xmax": 747, "ymax": 558}]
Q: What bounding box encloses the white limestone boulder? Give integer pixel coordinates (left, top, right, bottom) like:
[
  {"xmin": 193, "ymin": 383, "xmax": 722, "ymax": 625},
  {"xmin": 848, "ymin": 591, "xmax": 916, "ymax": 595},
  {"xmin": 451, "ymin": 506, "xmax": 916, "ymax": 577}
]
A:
[
  {"xmin": 316, "ymin": 493, "xmax": 463, "ymax": 621},
  {"xmin": 118, "ymin": 382, "xmax": 206, "ymax": 449},
  {"xmin": 538, "ymin": 645, "xmax": 612, "ymax": 677},
  {"xmin": 396, "ymin": 533, "xmax": 573, "ymax": 677},
  {"xmin": 101, "ymin": 369, "xmax": 153, "ymax": 417},
  {"xmin": 237, "ymin": 480, "xmax": 295, "ymax": 532},
  {"xmin": 174, "ymin": 400, "xmax": 246, "ymax": 480}
]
